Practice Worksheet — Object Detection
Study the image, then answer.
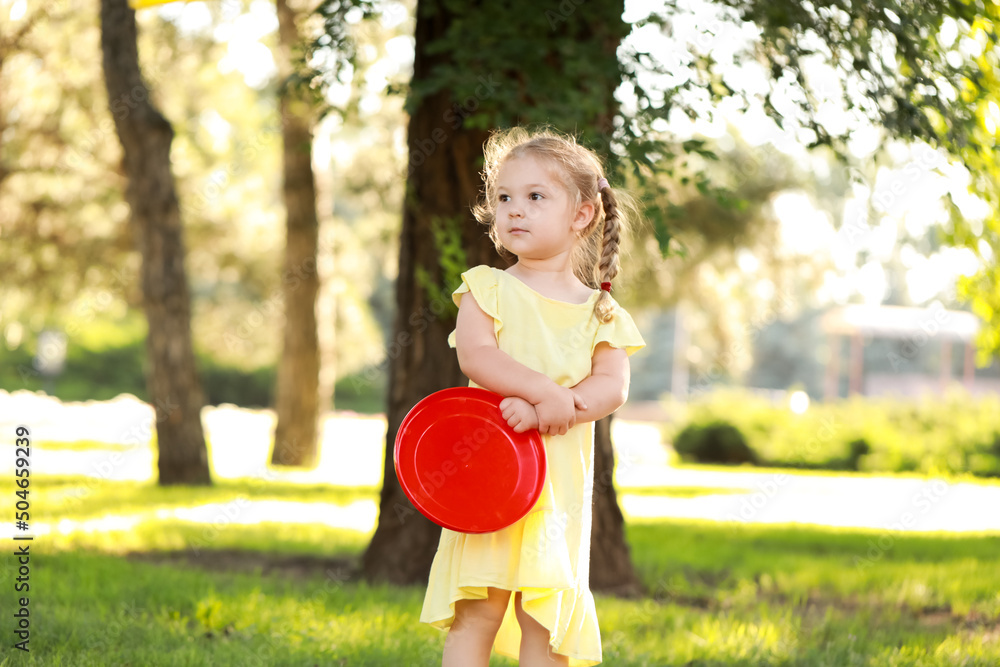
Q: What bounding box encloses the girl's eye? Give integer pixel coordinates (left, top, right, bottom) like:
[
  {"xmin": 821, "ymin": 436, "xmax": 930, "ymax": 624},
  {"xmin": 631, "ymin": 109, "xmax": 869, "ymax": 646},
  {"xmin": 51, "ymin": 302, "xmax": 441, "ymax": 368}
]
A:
[
  {"xmin": 529, "ymin": 192, "xmax": 543, "ymax": 200},
  {"xmin": 499, "ymin": 194, "xmax": 510, "ymax": 202}
]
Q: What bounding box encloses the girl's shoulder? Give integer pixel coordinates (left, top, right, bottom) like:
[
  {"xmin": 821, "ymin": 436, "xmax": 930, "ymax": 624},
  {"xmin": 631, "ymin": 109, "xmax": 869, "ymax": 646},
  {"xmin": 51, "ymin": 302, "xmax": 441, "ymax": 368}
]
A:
[
  {"xmin": 462, "ymin": 264, "xmax": 500, "ymax": 278},
  {"xmin": 458, "ymin": 265, "xmax": 501, "ymax": 292},
  {"xmin": 464, "ymin": 264, "xmax": 497, "ymax": 273}
]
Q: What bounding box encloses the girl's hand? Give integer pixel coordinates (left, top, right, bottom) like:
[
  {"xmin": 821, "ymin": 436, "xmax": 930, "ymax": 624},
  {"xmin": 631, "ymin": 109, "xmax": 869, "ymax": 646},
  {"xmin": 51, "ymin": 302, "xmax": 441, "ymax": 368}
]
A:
[
  {"xmin": 499, "ymin": 396, "xmax": 539, "ymax": 433},
  {"xmin": 533, "ymin": 384, "xmax": 588, "ymax": 436}
]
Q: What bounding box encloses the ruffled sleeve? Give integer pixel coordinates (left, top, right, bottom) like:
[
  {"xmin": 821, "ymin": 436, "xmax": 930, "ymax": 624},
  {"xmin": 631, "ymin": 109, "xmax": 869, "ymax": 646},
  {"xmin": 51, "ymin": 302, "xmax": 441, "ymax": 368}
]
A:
[
  {"xmin": 447, "ymin": 265, "xmax": 503, "ymax": 348},
  {"xmin": 592, "ymin": 302, "xmax": 645, "ymax": 356}
]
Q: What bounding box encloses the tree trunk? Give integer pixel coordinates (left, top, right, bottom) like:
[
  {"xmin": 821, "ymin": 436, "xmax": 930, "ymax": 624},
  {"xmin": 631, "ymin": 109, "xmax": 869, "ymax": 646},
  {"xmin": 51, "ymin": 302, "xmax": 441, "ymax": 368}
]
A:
[
  {"xmin": 100, "ymin": 0, "xmax": 211, "ymax": 486},
  {"xmin": 590, "ymin": 414, "xmax": 643, "ymax": 596},
  {"xmin": 270, "ymin": 0, "xmax": 321, "ymax": 468}
]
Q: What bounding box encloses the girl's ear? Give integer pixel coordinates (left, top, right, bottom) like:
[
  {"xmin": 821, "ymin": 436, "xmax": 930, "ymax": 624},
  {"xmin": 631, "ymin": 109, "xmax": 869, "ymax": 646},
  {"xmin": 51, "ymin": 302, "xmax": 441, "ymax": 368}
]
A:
[{"xmin": 571, "ymin": 201, "xmax": 595, "ymax": 233}]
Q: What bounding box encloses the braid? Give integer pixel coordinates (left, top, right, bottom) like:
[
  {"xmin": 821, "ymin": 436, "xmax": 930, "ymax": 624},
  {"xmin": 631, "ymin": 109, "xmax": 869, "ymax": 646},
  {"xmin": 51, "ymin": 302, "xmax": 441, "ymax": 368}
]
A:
[{"xmin": 594, "ymin": 183, "xmax": 621, "ymax": 324}]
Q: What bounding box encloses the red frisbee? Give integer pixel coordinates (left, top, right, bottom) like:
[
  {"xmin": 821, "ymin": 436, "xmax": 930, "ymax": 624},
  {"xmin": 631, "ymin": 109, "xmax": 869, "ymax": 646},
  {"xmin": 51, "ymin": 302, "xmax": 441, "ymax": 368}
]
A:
[{"xmin": 394, "ymin": 387, "xmax": 546, "ymax": 534}]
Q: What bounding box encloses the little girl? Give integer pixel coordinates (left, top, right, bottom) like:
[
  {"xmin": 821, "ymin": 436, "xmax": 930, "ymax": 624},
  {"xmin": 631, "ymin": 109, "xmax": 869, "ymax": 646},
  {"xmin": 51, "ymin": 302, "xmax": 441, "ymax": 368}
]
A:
[{"xmin": 419, "ymin": 127, "xmax": 645, "ymax": 666}]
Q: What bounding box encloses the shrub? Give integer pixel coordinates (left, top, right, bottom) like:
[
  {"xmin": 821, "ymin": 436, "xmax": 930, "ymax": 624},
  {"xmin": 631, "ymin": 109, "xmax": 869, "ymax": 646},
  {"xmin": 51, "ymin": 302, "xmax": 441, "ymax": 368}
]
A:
[
  {"xmin": 672, "ymin": 420, "xmax": 758, "ymax": 465},
  {"xmin": 661, "ymin": 386, "xmax": 1000, "ymax": 478},
  {"xmin": 846, "ymin": 438, "xmax": 871, "ymax": 471},
  {"xmin": 197, "ymin": 357, "xmax": 275, "ymax": 408}
]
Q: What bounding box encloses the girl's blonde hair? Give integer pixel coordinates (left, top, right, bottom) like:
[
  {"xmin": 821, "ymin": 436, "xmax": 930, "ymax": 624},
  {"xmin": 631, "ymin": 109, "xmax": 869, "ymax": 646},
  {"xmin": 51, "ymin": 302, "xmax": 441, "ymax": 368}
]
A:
[{"xmin": 473, "ymin": 127, "xmax": 635, "ymax": 323}]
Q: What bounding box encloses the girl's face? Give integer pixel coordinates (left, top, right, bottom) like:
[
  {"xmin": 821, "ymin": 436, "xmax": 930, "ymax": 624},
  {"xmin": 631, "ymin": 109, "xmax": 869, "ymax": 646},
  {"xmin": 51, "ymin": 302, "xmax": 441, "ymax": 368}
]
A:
[{"xmin": 495, "ymin": 155, "xmax": 593, "ymax": 261}]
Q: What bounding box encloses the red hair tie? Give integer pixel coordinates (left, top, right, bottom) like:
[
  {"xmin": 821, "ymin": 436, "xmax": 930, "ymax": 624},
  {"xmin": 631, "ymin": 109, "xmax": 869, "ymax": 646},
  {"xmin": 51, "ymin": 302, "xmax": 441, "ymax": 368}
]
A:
[{"xmin": 600, "ymin": 282, "xmax": 612, "ymax": 292}]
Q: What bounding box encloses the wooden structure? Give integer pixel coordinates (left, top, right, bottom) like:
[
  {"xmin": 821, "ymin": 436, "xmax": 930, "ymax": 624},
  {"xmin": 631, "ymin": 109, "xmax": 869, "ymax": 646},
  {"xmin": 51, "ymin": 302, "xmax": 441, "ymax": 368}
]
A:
[{"xmin": 820, "ymin": 304, "xmax": 982, "ymax": 399}]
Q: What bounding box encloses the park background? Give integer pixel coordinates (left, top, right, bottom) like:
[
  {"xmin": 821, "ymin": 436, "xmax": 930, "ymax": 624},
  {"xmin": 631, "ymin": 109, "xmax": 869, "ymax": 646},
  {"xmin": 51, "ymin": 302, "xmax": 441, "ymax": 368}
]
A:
[{"xmin": 2, "ymin": 0, "xmax": 1000, "ymax": 664}]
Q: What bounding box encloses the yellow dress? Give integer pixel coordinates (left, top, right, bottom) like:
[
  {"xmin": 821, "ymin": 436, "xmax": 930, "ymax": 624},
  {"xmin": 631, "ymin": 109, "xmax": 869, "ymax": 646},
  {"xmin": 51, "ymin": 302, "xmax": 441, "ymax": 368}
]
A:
[{"xmin": 419, "ymin": 265, "xmax": 645, "ymax": 666}]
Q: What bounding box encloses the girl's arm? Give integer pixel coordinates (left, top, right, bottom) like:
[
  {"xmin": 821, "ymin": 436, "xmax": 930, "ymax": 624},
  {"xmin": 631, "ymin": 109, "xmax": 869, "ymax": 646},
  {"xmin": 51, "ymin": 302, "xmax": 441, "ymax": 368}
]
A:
[
  {"xmin": 498, "ymin": 342, "xmax": 629, "ymax": 432},
  {"xmin": 455, "ymin": 291, "xmax": 585, "ymax": 435},
  {"xmin": 570, "ymin": 342, "xmax": 630, "ymax": 424}
]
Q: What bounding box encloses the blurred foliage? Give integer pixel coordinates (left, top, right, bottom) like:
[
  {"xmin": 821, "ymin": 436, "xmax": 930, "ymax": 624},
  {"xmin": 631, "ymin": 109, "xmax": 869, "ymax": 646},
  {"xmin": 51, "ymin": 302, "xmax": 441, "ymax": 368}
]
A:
[
  {"xmin": 333, "ymin": 368, "xmax": 387, "ymax": 413},
  {"xmin": 406, "ymin": 0, "xmax": 756, "ymax": 253},
  {"xmin": 415, "ymin": 214, "xmax": 465, "ymax": 318},
  {"xmin": 706, "ymin": 1, "xmax": 991, "ymax": 152},
  {"xmin": 958, "ymin": 252, "xmax": 1000, "ymax": 365},
  {"xmin": 701, "ymin": 0, "xmax": 1000, "ymax": 359},
  {"xmin": 0, "ymin": 0, "xmax": 135, "ymax": 319},
  {"xmin": 0, "ymin": 313, "xmax": 147, "ymax": 402},
  {"xmin": 0, "ymin": 312, "xmax": 385, "ymax": 411},
  {"xmin": 297, "ymin": 0, "xmax": 377, "ymax": 123},
  {"xmin": 407, "ymin": 0, "xmax": 628, "ymax": 147},
  {"xmin": 3, "ymin": 0, "xmax": 999, "ymax": 408},
  {"xmin": 0, "ymin": 0, "xmax": 285, "ymax": 350},
  {"xmin": 0, "ymin": 312, "xmax": 267, "ymax": 406},
  {"xmin": 663, "ymin": 386, "xmax": 1000, "ymax": 477},
  {"xmin": 625, "ymin": 127, "xmax": 838, "ymax": 379},
  {"xmin": 623, "ymin": 0, "xmax": 1000, "ymax": 379},
  {"xmin": 0, "ymin": 0, "xmax": 407, "ymax": 400}
]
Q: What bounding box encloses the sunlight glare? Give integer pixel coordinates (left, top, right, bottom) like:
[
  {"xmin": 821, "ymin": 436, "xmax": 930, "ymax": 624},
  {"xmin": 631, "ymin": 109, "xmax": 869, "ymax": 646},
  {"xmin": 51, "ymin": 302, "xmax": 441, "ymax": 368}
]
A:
[
  {"xmin": 0, "ymin": 502, "xmax": 377, "ymax": 540},
  {"xmin": 857, "ymin": 261, "xmax": 888, "ymax": 305},
  {"xmin": 772, "ymin": 191, "xmax": 835, "ymax": 255},
  {"xmin": 620, "ymin": 476, "xmax": 1000, "ymax": 532},
  {"xmin": 9, "ymin": 0, "xmax": 26, "ymax": 21},
  {"xmin": 158, "ymin": 1, "xmax": 214, "ymax": 36},
  {"xmin": 736, "ymin": 249, "xmax": 759, "ymax": 273},
  {"xmin": 218, "ymin": 40, "xmax": 276, "ymax": 89},
  {"xmin": 212, "ymin": 1, "xmax": 278, "ymax": 89},
  {"xmin": 788, "ymin": 390, "xmax": 809, "ymax": 414},
  {"xmin": 938, "ymin": 16, "xmax": 958, "ymax": 48}
]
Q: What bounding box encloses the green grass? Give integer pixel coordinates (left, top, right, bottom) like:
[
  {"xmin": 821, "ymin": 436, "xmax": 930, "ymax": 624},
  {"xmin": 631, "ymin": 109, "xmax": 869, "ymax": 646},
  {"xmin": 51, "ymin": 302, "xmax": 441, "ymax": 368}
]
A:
[
  {"xmin": 3, "ymin": 476, "xmax": 998, "ymax": 665},
  {"xmin": 626, "ymin": 519, "xmax": 1000, "ymax": 618},
  {"xmin": 35, "ymin": 520, "xmax": 374, "ymax": 558}
]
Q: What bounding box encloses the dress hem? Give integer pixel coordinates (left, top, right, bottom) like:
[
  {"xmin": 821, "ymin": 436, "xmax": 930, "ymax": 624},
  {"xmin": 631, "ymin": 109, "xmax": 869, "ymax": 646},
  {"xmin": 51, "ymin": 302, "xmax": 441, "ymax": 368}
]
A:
[{"xmin": 421, "ymin": 581, "xmax": 602, "ymax": 666}]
